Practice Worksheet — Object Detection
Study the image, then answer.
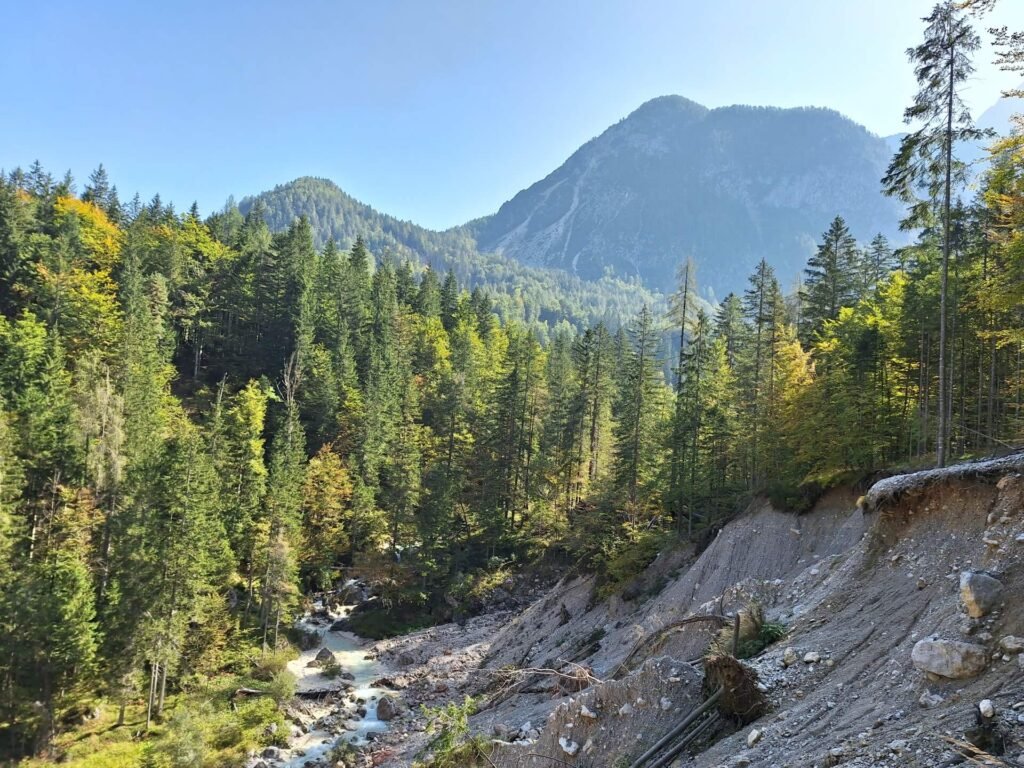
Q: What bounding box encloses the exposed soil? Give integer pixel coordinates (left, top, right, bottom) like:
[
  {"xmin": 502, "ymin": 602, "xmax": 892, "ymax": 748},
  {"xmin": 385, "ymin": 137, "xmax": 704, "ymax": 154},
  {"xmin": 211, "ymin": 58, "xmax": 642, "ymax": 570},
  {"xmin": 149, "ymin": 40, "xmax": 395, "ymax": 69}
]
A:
[{"xmin": 319, "ymin": 455, "xmax": 1024, "ymax": 768}]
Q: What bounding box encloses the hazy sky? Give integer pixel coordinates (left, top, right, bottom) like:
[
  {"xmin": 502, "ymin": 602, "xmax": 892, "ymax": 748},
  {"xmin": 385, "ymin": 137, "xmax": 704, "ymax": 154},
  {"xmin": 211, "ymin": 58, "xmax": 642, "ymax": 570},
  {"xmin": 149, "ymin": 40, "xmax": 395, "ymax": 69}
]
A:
[{"xmin": 2, "ymin": 0, "xmax": 1022, "ymax": 229}]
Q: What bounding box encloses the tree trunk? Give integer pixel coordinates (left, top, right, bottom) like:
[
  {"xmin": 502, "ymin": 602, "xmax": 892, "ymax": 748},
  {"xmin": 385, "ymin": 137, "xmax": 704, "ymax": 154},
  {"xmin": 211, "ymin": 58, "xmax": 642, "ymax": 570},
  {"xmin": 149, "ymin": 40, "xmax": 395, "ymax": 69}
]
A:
[{"xmin": 936, "ymin": 41, "xmax": 955, "ymax": 468}]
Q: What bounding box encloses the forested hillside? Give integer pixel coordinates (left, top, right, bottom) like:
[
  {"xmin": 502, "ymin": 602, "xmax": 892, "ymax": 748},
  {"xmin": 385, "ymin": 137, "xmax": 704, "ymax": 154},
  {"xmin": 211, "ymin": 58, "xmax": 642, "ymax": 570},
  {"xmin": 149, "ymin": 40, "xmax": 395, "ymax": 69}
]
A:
[
  {"xmin": 239, "ymin": 177, "xmax": 660, "ymax": 331},
  {"xmin": 0, "ymin": 2, "xmax": 1023, "ymax": 766}
]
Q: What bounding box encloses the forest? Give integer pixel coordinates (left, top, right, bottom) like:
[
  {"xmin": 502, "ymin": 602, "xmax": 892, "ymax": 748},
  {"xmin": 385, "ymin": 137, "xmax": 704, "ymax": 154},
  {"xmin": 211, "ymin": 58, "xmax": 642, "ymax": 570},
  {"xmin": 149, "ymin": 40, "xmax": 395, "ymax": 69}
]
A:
[{"xmin": 0, "ymin": 1, "xmax": 1022, "ymax": 766}]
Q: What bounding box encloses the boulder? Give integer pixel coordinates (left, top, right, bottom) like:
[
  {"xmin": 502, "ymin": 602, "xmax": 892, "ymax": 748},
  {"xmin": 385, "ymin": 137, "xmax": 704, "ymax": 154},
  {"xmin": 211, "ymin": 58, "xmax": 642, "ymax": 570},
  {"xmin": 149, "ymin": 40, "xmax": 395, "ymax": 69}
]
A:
[
  {"xmin": 312, "ymin": 647, "xmax": 336, "ymax": 666},
  {"xmin": 999, "ymin": 635, "xmax": 1024, "ymax": 654},
  {"xmin": 960, "ymin": 571, "xmax": 1003, "ymax": 618},
  {"xmin": 261, "ymin": 746, "xmax": 282, "ymax": 760},
  {"xmin": 911, "ymin": 638, "xmax": 988, "ymax": 679},
  {"xmin": 376, "ymin": 695, "xmax": 403, "ymax": 721}
]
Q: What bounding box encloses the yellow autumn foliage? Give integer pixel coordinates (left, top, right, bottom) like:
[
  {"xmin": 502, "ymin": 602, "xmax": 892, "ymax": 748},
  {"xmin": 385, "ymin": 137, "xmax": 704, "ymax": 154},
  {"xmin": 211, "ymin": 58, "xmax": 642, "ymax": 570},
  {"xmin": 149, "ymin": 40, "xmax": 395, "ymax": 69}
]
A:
[{"xmin": 54, "ymin": 196, "xmax": 123, "ymax": 272}]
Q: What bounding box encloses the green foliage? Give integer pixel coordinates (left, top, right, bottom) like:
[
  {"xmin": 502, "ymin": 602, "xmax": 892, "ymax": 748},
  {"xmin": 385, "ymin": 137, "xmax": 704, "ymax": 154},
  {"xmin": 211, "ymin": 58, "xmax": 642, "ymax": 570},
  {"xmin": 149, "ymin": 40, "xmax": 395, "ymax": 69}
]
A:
[
  {"xmin": 416, "ymin": 696, "xmax": 492, "ymax": 768},
  {"xmin": 596, "ymin": 522, "xmax": 675, "ymax": 599}
]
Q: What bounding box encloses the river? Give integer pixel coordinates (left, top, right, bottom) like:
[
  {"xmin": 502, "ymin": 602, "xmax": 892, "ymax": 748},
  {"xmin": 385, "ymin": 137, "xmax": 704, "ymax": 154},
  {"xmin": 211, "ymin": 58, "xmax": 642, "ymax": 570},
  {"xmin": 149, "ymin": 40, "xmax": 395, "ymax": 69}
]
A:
[{"xmin": 281, "ymin": 604, "xmax": 390, "ymax": 767}]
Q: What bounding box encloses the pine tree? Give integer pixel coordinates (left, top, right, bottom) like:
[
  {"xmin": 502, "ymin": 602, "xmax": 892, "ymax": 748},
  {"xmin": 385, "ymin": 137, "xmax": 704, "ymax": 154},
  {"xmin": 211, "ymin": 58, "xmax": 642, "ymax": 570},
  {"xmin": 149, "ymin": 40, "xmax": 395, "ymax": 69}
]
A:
[
  {"xmin": 613, "ymin": 306, "xmax": 663, "ymax": 509},
  {"xmin": 883, "ymin": 0, "xmax": 988, "ymax": 466},
  {"xmin": 416, "ymin": 265, "xmax": 442, "ymax": 317},
  {"xmin": 800, "ymin": 216, "xmax": 860, "ymax": 342},
  {"xmin": 440, "ymin": 270, "xmax": 459, "ymax": 332}
]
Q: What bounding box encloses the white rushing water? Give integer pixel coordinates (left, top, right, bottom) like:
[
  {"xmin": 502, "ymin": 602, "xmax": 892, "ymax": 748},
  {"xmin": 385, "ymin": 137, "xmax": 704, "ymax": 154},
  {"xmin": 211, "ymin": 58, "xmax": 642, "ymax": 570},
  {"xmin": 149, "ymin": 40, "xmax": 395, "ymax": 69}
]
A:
[{"xmin": 282, "ymin": 605, "xmax": 388, "ymax": 767}]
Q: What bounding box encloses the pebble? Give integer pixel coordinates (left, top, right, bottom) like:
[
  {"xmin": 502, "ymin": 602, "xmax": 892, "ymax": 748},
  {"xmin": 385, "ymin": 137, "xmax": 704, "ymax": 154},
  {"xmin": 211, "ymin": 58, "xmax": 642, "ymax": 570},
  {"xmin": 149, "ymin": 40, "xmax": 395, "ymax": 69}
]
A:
[
  {"xmin": 747, "ymin": 728, "xmax": 763, "ymax": 747},
  {"xmin": 559, "ymin": 736, "xmax": 579, "ymax": 756},
  {"xmin": 782, "ymin": 647, "xmax": 799, "ymax": 667},
  {"xmin": 618, "ymin": 703, "xmax": 633, "ymax": 716},
  {"xmin": 979, "ymin": 699, "xmax": 995, "ymax": 718},
  {"xmin": 579, "ymin": 705, "xmax": 597, "ymax": 719},
  {"xmin": 803, "ymin": 652, "xmax": 821, "ymax": 664}
]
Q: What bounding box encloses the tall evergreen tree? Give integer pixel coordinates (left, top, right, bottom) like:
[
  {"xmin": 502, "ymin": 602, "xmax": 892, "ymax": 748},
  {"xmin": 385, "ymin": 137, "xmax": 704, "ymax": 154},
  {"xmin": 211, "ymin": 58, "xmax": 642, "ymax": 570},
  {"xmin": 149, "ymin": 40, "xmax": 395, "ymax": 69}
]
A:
[
  {"xmin": 883, "ymin": 0, "xmax": 988, "ymax": 465},
  {"xmin": 800, "ymin": 216, "xmax": 860, "ymax": 342}
]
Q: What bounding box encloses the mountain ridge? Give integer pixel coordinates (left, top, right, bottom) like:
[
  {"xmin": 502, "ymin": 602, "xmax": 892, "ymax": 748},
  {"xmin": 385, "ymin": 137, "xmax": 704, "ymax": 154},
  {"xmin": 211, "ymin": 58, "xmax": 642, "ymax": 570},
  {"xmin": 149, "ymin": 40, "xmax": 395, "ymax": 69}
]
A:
[
  {"xmin": 242, "ymin": 94, "xmax": 908, "ymax": 301},
  {"xmin": 467, "ymin": 94, "xmax": 904, "ymax": 298}
]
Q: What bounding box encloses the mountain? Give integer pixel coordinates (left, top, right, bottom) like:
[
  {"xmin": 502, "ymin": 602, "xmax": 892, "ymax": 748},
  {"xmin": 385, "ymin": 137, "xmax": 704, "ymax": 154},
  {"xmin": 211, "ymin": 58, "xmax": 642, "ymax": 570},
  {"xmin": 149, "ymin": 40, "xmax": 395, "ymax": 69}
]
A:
[
  {"xmin": 239, "ymin": 177, "xmax": 662, "ymax": 331},
  {"xmin": 468, "ymin": 96, "xmax": 903, "ymax": 299}
]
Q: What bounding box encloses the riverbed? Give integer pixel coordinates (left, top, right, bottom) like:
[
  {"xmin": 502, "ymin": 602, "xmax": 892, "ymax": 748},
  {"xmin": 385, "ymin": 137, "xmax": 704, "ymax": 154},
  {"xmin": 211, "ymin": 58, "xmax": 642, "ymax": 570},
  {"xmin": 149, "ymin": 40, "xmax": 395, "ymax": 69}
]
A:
[{"xmin": 281, "ymin": 606, "xmax": 389, "ymax": 767}]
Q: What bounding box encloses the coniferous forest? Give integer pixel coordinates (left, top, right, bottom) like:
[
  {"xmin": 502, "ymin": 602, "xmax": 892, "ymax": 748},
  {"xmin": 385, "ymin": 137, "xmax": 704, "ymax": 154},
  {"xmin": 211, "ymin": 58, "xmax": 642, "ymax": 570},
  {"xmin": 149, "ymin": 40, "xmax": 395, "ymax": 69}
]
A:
[{"xmin": 1, "ymin": 1, "xmax": 1023, "ymax": 766}]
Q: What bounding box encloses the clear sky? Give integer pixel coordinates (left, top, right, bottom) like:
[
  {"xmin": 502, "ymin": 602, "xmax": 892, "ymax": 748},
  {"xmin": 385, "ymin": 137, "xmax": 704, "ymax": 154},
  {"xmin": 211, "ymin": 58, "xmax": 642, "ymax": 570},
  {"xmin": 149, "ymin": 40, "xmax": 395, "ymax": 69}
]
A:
[{"xmin": 2, "ymin": 0, "xmax": 1022, "ymax": 230}]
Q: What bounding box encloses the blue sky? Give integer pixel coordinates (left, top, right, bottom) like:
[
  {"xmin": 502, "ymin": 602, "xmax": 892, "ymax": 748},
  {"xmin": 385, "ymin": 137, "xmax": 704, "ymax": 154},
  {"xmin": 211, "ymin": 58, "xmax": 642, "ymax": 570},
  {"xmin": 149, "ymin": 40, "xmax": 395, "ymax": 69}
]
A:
[{"xmin": 2, "ymin": 0, "xmax": 1022, "ymax": 229}]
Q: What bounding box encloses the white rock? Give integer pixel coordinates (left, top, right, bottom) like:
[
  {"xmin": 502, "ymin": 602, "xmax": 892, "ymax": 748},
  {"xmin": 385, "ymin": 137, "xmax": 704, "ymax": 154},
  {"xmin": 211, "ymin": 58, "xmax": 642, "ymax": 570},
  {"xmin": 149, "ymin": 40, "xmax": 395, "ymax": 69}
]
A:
[
  {"xmin": 559, "ymin": 736, "xmax": 580, "ymax": 756},
  {"xmin": 618, "ymin": 703, "xmax": 633, "ymax": 716},
  {"xmin": 999, "ymin": 635, "xmax": 1024, "ymax": 653},
  {"xmin": 979, "ymin": 699, "xmax": 995, "ymax": 718},
  {"xmin": 911, "ymin": 638, "xmax": 988, "ymax": 679},
  {"xmin": 782, "ymin": 647, "xmax": 799, "ymax": 667},
  {"xmin": 747, "ymin": 728, "xmax": 763, "ymax": 747},
  {"xmin": 803, "ymin": 651, "xmax": 821, "ymax": 664},
  {"xmin": 919, "ymin": 691, "xmax": 944, "ymax": 708},
  {"xmin": 660, "ymin": 697, "xmax": 672, "ymax": 711},
  {"xmin": 579, "ymin": 705, "xmax": 597, "ymax": 719}
]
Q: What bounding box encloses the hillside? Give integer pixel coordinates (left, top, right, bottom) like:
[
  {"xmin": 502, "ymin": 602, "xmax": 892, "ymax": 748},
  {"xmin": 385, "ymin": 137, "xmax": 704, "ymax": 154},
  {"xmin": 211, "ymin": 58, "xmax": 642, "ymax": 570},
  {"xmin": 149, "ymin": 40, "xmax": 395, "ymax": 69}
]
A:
[
  {"xmin": 238, "ymin": 177, "xmax": 662, "ymax": 330},
  {"xmin": 347, "ymin": 454, "xmax": 1024, "ymax": 768},
  {"xmin": 469, "ymin": 95, "xmax": 903, "ymax": 299}
]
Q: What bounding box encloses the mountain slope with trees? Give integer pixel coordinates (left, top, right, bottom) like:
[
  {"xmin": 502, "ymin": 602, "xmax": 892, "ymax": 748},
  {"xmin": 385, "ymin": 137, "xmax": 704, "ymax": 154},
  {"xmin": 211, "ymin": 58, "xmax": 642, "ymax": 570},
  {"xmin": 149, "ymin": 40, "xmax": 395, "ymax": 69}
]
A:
[{"xmin": 238, "ymin": 177, "xmax": 661, "ymax": 332}]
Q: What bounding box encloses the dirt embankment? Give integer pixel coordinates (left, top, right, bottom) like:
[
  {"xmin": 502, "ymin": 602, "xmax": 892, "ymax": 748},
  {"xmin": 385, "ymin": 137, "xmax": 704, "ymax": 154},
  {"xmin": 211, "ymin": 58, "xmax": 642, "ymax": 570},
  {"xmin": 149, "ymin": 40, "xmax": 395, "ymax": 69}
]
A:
[{"xmin": 372, "ymin": 456, "xmax": 1024, "ymax": 768}]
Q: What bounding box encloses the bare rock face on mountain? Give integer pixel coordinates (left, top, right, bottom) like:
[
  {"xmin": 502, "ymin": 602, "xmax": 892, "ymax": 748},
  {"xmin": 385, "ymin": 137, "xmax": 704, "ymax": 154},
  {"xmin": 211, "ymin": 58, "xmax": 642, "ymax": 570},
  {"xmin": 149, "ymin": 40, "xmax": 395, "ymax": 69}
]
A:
[{"xmin": 470, "ymin": 95, "xmax": 903, "ymax": 298}]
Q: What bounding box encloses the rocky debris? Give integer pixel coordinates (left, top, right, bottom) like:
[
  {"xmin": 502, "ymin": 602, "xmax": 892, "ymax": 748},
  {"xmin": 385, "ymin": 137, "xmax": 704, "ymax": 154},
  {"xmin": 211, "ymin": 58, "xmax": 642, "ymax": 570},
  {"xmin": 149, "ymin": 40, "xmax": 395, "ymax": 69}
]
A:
[
  {"xmin": 394, "ymin": 651, "xmax": 416, "ymax": 667},
  {"xmin": 911, "ymin": 638, "xmax": 988, "ymax": 679},
  {"xmin": 959, "ymin": 571, "xmax": 1003, "ymax": 618}
]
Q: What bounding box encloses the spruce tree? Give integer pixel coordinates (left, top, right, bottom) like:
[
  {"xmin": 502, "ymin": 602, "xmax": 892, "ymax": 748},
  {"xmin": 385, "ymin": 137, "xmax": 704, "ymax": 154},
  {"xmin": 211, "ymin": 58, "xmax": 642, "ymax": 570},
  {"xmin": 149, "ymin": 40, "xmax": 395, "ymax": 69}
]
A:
[
  {"xmin": 883, "ymin": 0, "xmax": 988, "ymax": 466},
  {"xmin": 800, "ymin": 216, "xmax": 860, "ymax": 342}
]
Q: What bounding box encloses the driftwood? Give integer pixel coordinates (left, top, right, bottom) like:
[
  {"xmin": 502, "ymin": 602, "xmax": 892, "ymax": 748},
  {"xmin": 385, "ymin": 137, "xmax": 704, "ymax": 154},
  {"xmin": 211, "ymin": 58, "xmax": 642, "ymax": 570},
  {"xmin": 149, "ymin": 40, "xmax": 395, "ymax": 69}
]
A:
[
  {"xmin": 477, "ymin": 662, "xmax": 602, "ymax": 710},
  {"xmin": 612, "ymin": 614, "xmax": 731, "ymax": 679},
  {"xmin": 295, "ymin": 687, "xmax": 347, "ymax": 699},
  {"xmin": 230, "ymin": 687, "xmax": 272, "ymax": 699}
]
